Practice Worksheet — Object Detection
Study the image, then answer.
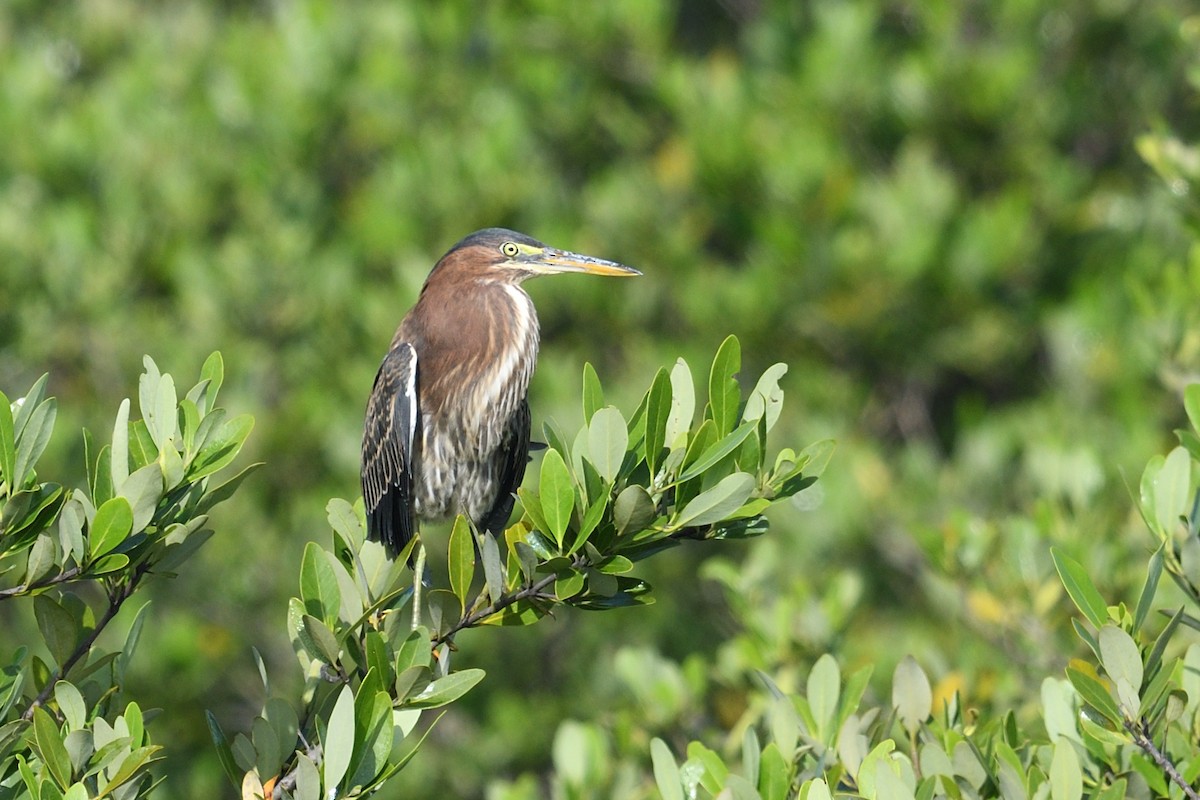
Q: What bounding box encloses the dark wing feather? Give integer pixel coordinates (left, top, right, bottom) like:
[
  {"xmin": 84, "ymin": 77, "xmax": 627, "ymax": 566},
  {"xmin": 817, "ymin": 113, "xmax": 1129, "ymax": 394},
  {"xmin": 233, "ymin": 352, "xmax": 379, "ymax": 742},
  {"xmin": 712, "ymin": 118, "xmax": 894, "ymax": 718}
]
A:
[
  {"xmin": 361, "ymin": 343, "xmax": 419, "ymax": 556},
  {"xmin": 479, "ymin": 400, "xmax": 531, "ymax": 534}
]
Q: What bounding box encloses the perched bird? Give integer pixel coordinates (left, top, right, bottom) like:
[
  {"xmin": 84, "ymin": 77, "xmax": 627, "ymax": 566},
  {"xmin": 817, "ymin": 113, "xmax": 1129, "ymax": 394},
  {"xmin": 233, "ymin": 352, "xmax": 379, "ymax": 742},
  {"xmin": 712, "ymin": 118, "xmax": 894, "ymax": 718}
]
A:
[{"xmin": 361, "ymin": 228, "xmax": 640, "ymax": 557}]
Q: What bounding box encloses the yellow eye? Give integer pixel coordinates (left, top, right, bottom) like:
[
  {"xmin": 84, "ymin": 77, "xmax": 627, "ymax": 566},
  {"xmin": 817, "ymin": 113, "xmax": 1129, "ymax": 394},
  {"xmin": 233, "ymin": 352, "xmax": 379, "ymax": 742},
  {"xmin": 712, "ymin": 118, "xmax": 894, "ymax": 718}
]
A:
[{"xmin": 500, "ymin": 242, "xmax": 519, "ymax": 257}]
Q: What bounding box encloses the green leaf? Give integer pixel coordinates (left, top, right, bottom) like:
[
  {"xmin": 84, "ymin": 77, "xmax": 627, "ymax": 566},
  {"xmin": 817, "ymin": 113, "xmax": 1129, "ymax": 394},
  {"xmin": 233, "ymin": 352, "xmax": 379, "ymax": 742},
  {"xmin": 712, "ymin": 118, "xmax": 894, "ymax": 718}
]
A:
[
  {"xmin": 448, "ymin": 516, "xmax": 475, "ymax": 611},
  {"xmin": 300, "ymin": 614, "xmax": 341, "ymax": 666},
  {"xmin": 1154, "ymin": 446, "xmax": 1191, "ymax": 535},
  {"xmin": 188, "ymin": 413, "xmax": 254, "ymax": 480},
  {"xmin": 1098, "ymin": 625, "xmax": 1142, "ymax": 714},
  {"xmin": 1187, "ymin": 384, "xmax": 1200, "ymax": 437},
  {"xmin": 294, "ymin": 753, "xmax": 320, "ymax": 800},
  {"xmin": 801, "ymin": 779, "xmax": 833, "ymax": 800},
  {"xmin": 199, "ymin": 352, "xmax": 224, "ymax": 414},
  {"xmin": 206, "ymin": 714, "xmax": 243, "ymax": 786},
  {"xmin": 480, "ymin": 599, "xmax": 548, "ymax": 626},
  {"xmin": 11, "ymin": 376, "xmax": 47, "ymax": 445},
  {"xmin": 707, "ymin": 334, "xmax": 742, "ymax": 436},
  {"xmin": 193, "ymin": 462, "xmax": 262, "ymax": 517},
  {"xmin": 179, "ymin": 398, "xmax": 200, "ymax": 453},
  {"xmin": 587, "ymin": 407, "xmax": 628, "ymax": 483},
  {"xmin": 574, "ymin": 495, "xmax": 608, "ymax": 553},
  {"xmin": 674, "ymin": 472, "xmax": 755, "ymax": 529},
  {"xmin": 53, "ymin": 682, "xmax": 85, "ymax": 731},
  {"xmin": 582, "ymin": 362, "xmax": 604, "ymax": 424},
  {"xmin": 644, "ymin": 368, "xmax": 672, "ymax": 476},
  {"xmin": 322, "ymin": 685, "xmax": 356, "ymax": 791},
  {"xmin": 159, "ymin": 439, "xmax": 185, "ymax": 491},
  {"xmin": 743, "ymin": 363, "xmax": 787, "ymax": 431},
  {"xmin": 0, "ymin": 390, "xmax": 15, "ymax": 491},
  {"xmin": 539, "ymin": 449, "xmax": 575, "ymax": 548},
  {"xmin": 395, "ymin": 627, "xmax": 432, "ymax": 675},
  {"xmin": 126, "ymin": 421, "xmax": 157, "ymax": 471},
  {"xmin": 117, "ymin": 463, "xmax": 162, "ymax": 534},
  {"xmin": 300, "ymin": 541, "xmax": 342, "ymax": 627},
  {"xmin": 808, "ymin": 653, "xmax": 840, "ymax": 740},
  {"xmin": 110, "ymin": 399, "xmax": 130, "ymax": 491},
  {"xmin": 137, "ymin": 357, "xmax": 161, "ymax": 442},
  {"xmin": 688, "ymin": 742, "xmax": 729, "ymax": 795},
  {"xmin": 613, "ymin": 485, "xmax": 656, "ymax": 536},
  {"xmin": 893, "ymin": 655, "xmax": 932, "ymax": 736},
  {"xmin": 479, "ymin": 531, "xmax": 506, "ymax": 605},
  {"xmin": 89, "ymin": 496, "xmax": 133, "ymax": 561},
  {"xmin": 555, "ymin": 569, "xmax": 586, "ymax": 600},
  {"xmin": 155, "ymin": 377, "xmax": 178, "ymax": 452},
  {"xmin": 664, "ymin": 359, "xmax": 695, "ymax": 448},
  {"xmin": 349, "ymin": 690, "xmax": 393, "ymax": 788},
  {"xmin": 13, "ymin": 397, "xmax": 56, "ymax": 489},
  {"xmin": 408, "ymin": 668, "xmax": 486, "ymax": 709},
  {"xmin": 676, "ymin": 418, "xmax": 759, "ymax": 484},
  {"xmin": 1051, "ymin": 548, "xmax": 1108, "ymax": 629},
  {"xmin": 1133, "ymin": 548, "xmax": 1163, "ymax": 635},
  {"xmin": 33, "ymin": 706, "xmax": 71, "ymax": 789},
  {"xmin": 651, "ymin": 738, "xmax": 683, "ymax": 800},
  {"xmin": 757, "ymin": 742, "xmax": 790, "ymax": 800},
  {"xmin": 24, "ymin": 534, "xmax": 56, "ymax": 586},
  {"xmin": 1066, "ymin": 665, "xmax": 1123, "ymax": 726}
]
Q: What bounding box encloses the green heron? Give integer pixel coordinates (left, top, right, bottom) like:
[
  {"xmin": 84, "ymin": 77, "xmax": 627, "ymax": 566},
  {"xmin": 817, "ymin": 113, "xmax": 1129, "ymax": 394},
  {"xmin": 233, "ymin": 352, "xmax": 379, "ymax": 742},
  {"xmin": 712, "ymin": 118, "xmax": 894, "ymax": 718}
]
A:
[{"xmin": 362, "ymin": 228, "xmax": 640, "ymax": 557}]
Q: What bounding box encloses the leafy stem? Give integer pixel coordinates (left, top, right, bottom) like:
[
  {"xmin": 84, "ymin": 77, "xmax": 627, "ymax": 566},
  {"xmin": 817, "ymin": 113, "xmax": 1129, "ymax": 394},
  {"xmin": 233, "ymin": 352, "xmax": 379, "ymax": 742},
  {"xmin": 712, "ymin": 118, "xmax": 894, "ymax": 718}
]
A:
[
  {"xmin": 432, "ymin": 556, "xmax": 585, "ymax": 648},
  {"xmin": 1124, "ymin": 718, "xmax": 1200, "ymax": 800},
  {"xmin": 21, "ymin": 563, "xmax": 149, "ymax": 721},
  {"xmin": 0, "ymin": 564, "xmax": 86, "ymax": 601}
]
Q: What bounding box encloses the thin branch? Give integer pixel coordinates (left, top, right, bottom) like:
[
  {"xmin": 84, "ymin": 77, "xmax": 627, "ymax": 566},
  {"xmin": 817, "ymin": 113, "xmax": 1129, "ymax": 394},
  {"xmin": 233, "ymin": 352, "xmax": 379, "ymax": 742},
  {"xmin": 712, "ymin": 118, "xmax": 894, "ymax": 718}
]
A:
[
  {"xmin": 273, "ymin": 741, "xmax": 322, "ymax": 799},
  {"xmin": 0, "ymin": 565, "xmax": 86, "ymax": 601},
  {"xmin": 432, "ymin": 570, "xmax": 562, "ymax": 647},
  {"xmin": 21, "ymin": 566, "xmax": 146, "ymax": 721},
  {"xmin": 1125, "ymin": 719, "xmax": 1200, "ymax": 800}
]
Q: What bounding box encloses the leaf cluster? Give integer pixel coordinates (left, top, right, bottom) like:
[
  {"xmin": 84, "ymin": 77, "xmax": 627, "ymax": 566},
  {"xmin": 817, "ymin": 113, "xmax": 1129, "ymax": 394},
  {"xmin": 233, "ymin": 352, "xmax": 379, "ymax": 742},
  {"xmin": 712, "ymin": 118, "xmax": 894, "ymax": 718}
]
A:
[
  {"xmin": 0, "ymin": 355, "xmax": 254, "ymax": 799},
  {"xmin": 211, "ymin": 335, "xmax": 830, "ymax": 797}
]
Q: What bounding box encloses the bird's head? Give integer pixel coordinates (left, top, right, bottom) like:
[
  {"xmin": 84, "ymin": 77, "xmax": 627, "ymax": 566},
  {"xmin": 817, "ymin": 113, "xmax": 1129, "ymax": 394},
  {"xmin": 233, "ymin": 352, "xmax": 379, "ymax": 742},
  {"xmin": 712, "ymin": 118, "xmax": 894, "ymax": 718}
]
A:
[{"xmin": 432, "ymin": 228, "xmax": 641, "ymax": 284}]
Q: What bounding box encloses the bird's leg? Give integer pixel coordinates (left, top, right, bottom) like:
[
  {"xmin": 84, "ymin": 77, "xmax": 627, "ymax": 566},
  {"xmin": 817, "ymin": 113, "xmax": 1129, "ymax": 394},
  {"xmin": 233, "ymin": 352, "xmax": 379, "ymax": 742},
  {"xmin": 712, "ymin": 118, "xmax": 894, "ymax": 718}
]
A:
[{"xmin": 410, "ymin": 542, "xmax": 427, "ymax": 632}]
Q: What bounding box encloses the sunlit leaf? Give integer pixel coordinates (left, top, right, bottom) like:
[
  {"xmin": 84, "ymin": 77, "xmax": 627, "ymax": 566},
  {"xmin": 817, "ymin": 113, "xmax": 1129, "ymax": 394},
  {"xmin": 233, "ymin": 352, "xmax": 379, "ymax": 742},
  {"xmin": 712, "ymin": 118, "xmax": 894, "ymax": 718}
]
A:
[
  {"xmin": 676, "ymin": 419, "xmax": 758, "ymax": 484},
  {"xmin": 539, "ymin": 449, "xmax": 574, "ymax": 548},
  {"xmin": 664, "ymin": 360, "xmax": 695, "ymax": 448},
  {"xmin": 448, "ymin": 516, "xmax": 475, "ymax": 610},
  {"xmin": 12, "ymin": 397, "xmax": 56, "ymax": 489},
  {"xmin": 582, "ymin": 362, "xmax": 604, "ymax": 424},
  {"xmin": 674, "ymin": 473, "xmax": 755, "ymax": 529},
  {"xmin": 1066, "ymin": 665, "xmax": 1123, "ymax": 726},
  {"xmin": 1154, "ymin": 446, "xmax": 1191, "ymax": 535},
  {"xmin": 893, "ymin": 655, "xmax": 932, "ymax": 736},
  {"xmin": 0, "ymin": 389, "xmax": 15, "ymax": 490},
  {"xmin": 651, "ymin": 738, "xmax": 683, "ymax": 800},
  {"xmin": 110, "ymin": 398, "xmax": 130, "ymax": 491},
  {"xmin": 300, "ymin": 541, "xmax": 341, "ymax": 627},
  {"xmin": 90, "ymin": 496, "xmax": 133, "ymax": 560},
  {"xmin": 1051, "ymin": 548, "xmax": 1108, "ymax": 629},
  {"xmin": 587, "ymin": 407, "xmax": 627, "ymax": 483},
  {"xmin": 189, "ymin": 414, "xmax": 254, "ymax": 480},
  {"xmin": 322, "ymin": 685, "xmax": 356, "ymax": 790},
  {"xmin": 613, "ymin": 485, "xmax": 655, "ymax": 536},
  {"xmin": 33, "ymin": 707, "xmax": 71, "ymax": 789},
  {"xmin": 118, "ymin": 463, "xmax": 162, "ymax": 534},
  {"xmin": 743, "ymin": 363, "xmax": 787, "ymax": 431},
  {"xmin": 1098, "ymin": 625, "xmax": 1142, "ymax": 713},
  {"xmin": 644, "ymin": 368, "xmax": 671, "ymax": 477},
  {"xmin": 707, "ymin": 334, "xmax": 742, "ymax": 436},
  {"xmin": 407, "ymin": 668, "xmax": 485, "ymax": 709}
]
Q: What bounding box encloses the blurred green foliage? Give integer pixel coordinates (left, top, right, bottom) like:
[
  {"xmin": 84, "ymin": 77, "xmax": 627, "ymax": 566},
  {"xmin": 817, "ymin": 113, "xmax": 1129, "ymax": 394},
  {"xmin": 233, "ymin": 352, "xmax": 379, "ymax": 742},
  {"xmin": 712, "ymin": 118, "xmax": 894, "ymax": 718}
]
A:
[{"xmin": 3, "ymin": 0, "xmax": 1200, "ymax": 797}]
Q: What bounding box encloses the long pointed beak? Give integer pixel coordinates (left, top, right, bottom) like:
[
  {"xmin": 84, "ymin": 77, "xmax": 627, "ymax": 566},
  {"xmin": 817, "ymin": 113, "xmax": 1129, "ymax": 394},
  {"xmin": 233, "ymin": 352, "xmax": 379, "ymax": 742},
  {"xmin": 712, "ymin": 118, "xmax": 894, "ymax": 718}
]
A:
[{"xmin": 528, "ymin": 248, "xmax": 642, "ymax": 277}]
